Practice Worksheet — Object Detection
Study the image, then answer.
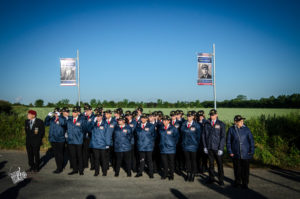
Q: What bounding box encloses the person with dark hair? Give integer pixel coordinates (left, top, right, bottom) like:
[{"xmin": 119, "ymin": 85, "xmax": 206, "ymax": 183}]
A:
[
  {"xmin": 200, "ymin": 64, "xmax": 212, "ymax": 79},
  {"xmin": 202, "ymin": 109, "xmax": 226, "ymax": 186},
  {"xmin": 25, "ymin": 110, "xmax": 45, "ymax": 172},
  {"xmin": 197, "ymin": 110, "xmax": 209, "ymax": 173},
  {"xmin": 227, "ymin": 115, "xmax": 255, "ymax": 189}
]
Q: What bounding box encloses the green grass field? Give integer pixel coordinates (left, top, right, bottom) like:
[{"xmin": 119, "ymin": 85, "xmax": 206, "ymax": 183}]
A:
[{"xmin": 14, "ymin": 106, "xmax": 300, "ymax": 123}]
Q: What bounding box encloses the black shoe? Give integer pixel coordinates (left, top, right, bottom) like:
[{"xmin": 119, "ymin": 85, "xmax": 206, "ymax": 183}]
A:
[
  {"xmin": 90, "ymin": 167, "xmax": 95, "ymax": 171},
  {"xmin": 115, "ymin": 173, "xmax": 119, "ymax": 177},
  {"xmin": 161, "ymin": 176, "xmax": 166, "ymax": 180},
  {"xmin": 94, "ymin": 172, "xmax": 99, "ymax": 176},
  {"xmin": 68, "ymin": 171, "xmax": 78, "ymax": 175},
  {"xmin": 102, "ymin": 173, "xmax": 107, "ymax": 176},
  {"xmin": 169, "ymin": 176, "xmax": 174, "ymax": 181},
  {"xmin": 190, "ymin": 174, "xmax": 195, "ymax": 182},
  {"xmin": 149, "ymin": 174, "xmax": 154, "ymax": 179},
  {"xmin": 127, "ymin": 173, "xmax": 132, "ymax": 177},
  {"xmin": 206, "ymin": 178, "xmax": 214, "ymax": 184},
  {"xmin": 185, "ymin": 173, "xmax": 190, "ymax": 182},
  {"xmin": 218, "ymin": 181, "xmax": 225, "ymax": 186},
  {"xmin": 53, "ymin": 169, "xmax": 62, "ymax": 174},
  {"xmin": 79, "ymin": 171, "xmax": 84, "ymax": 175},
  {"xmin": 242, "ymin": 184, "xmax": 248, "ymax": 189},
  {"xmin": 135, "ymin": 173, "xmax": 142, "ymax": 178}
]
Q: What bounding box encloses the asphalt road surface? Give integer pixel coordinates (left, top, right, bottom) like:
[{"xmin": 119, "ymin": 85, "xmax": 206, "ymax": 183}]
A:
[{"xmin": 0, "ymin": 150, "xmax": 299, "ymax": 199}]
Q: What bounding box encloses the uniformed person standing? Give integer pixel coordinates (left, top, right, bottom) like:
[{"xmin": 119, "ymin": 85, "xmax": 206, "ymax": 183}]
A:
[
  {"xmin": 197, "ymin": 110, "xmax": 209, "ymax": 173},
  {"xmin": 125, "ymin": 111, "xmax": 138, "ymax": 173},
  {"xmin": 227, "ymin": 115, "xmax": 255, "ymax": 189},
  {"xmin": 67, "ymin": 106, "xmax": 86, "ymax": 175},
  {"xmin": 113, "ymin": 116, "xmax": 133, "ymax": 177},
  {"xmin": 149, "ymin": 112, "xmax": 160, "ymax": 173},
  {"xmin": 89, "ymin": 113, "xmax": 110, "ymax": 176},
  {"xmin": 82, "ymin": 104, "xmax": 95, "ymax": 170},
  {"xmin": 181, "ymin": 111, "xmax": 202, "ymax": 182},
  {"xmin": 104, "ymin": 110, "xmax": 117, "ymax": 169},
  {"xmin": 25, "ymin": 110, "xmax": 45, "ymax": 172},
  {"xmin": 202, "ymin": 109, "xmax": 226, "ymax": 185},
  {"xmin": 171, "ymin": 110, "xmax": 183, "ymax": 175},
  {"xmin": 159, "ymin": 115, "xmax": 179, "ymax": 180},
  {"xmin": 135, "ymin": 114, "xmax": 156, "ymax": 178},
  {"xmin": 45, "ymin": 108, "xmax": 66, "ymax": 173}
]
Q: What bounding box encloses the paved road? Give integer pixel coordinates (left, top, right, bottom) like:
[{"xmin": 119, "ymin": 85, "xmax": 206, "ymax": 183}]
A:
[{"xmin": 0, "ymin": 150, "xmax": 299, "ymax": 199}]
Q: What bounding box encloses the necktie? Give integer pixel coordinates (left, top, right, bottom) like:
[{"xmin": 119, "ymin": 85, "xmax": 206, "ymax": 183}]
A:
[
  {"xmin": 88, "ymin": 116, "xmax": 90, "ymax": 119},
  {"xmin": 30, "ymin": 120, "xmax": 33, "ymax": 129},
  {"xmin": 187, "ymin": 123, "xmax": 190, "ymax": 128},
  {"xmin": 172, "ymin": 121, "xmax": 175, "ymax": 125},
  {"xmin": 55, "ymin": 118, "xmax": 59, "ymax": 123},
  {"xmin": 108, "ymin": 120, "xmax": 110, "ymax": 125},
  {"xmin": 121, "ymin": 126, "xmax": 123, "ymax": 130},
  {"xmin": 165, "ymin": 126, "xmax": 167, "ymax": 130},
  {"xmin": 212, "ymin": 121, "xmax": 215, "ymax": 126},
  {"xmin": 142, "ymin": 124, "xmax": 144, "ymax": 129},
  {"xmin": 97, "ymin": 122, "xmax": 100, "ymax": 127},
  {"xmin": 73, "ymin": 119, "xmax": 76, "ymax": 124}
]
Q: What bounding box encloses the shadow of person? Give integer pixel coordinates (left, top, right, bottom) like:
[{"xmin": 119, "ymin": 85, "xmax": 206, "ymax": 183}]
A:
[
  {"xmin": 0, "ymin": 161, "xmax": 8, "ymax": 180},
  {"xmin": 0, "ymin": 178, "xmax": 32, "ymax": 199},
  {"xmin": 39, "ymin": 148, "xmax": 54, "ymax": 170},
  {"xmin": 170, "ymin": 188, "xmax": 189, "ymax": 199},
  {"xmin": 269, "ymin": 167, "xmax": 300, "ymax": 183},
  {"xmin": 198, "ymin": 176, "xmax": 267, "ymax": 199},
  {"xmin": 86, "ymin": 195, "xmax": 96, "ymax": 199}
]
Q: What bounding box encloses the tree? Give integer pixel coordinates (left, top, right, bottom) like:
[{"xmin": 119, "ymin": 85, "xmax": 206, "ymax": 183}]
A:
[
  {"xmin": 34, "ymin": 99, "xmax": 44, "ymax": 107},
  {"xmin": 90, "ymin": 99, "xmax": 97, "ymax": 107},
  {"xmin": 235, "ymin": 95, "xmax": 247, "ymax": 101}
]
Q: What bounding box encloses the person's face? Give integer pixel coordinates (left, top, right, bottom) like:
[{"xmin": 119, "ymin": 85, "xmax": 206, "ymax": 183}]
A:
[
  {"xmin": 163, "ymin": 120, "xmax": 170, "ymax": 126},
  {"xmin": 85, "ymin": 110, "xmax": 92, "ymax": 116},
  {"xmin": 27, "ymin": 113, "xmax": 35, "ymax": 120},
  {"xmin": 187, "ymin": 115, "xmax": 194, "ymax": 122},
  {"xmin": 72, "ymin": 112, "xmax": 79, "ymax": 117},
  {"xmin": 141, "ymin": 117, "xmax": 147, "ymax": 124},
  {"xmin": 149, "ymin": 116, "xmax": 155, "ymax": 123},
  {"xmin": 235, "ymin": 120, "xmax": 244, "ymax": 128},
  {"xmin": 114, "ymin": 113, "xmax": 120, "ymax": 118},
  {"xmin": 210, "ymin": 114, "xmax": 218, "ymax": 121},
  {"xmin": 176, "ymin": 114, "xmax": 181, "ymax": 120},
  {"xmin": 105, "ymin": 113, "xmax": 111, "ymax": 119},
  {"xmin": 202, "ymin": 67, "xmax": 208, "ymax": 75},
  {"xmin": 171, "ymin": 116, "xmax": 176, "ymax": 121},
  {"xmin": 63, "ymin": 111, "xmax": 69, "ymax": 117},
  {"xmin": 199, "ymin": 116, "xmax": 204, "ymax": 121},
  {"xmin": 97, "ymin": 115, "xmax": 103, "ymax": 122},
  {"xmin": 137, "ymin": 111, "xmax": 142, "ymax": 116},
  {"xmin": 118, "ymin": 119, "xmax": 125, "ymax": 126},
  {"xmin": 54, "ymin": 112, "xmax": 60, "ymax": 118}
]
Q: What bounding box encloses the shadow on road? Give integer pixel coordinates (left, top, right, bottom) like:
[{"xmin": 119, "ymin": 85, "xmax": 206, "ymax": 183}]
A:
[
  {"xmin": 170, "ymin": 188, "xmax": 188, "ymax": 199},
  {"xmin": 39, "ymin": 148, "xmax": 54, "ymax": 170},
  {"xmin": 0, "ymin": 161, "xmax": 8, "ymax": 180},
  {"xmin": 86, "ymin": 195, "xmax": 96, "ymax": 199},
  {"xmin": 269, "ymin": 167, "xmax": 300, "ymax": 183},
  {"xmin": 0, "ymin": 178, "xmax": 32, "ymax": 199}
]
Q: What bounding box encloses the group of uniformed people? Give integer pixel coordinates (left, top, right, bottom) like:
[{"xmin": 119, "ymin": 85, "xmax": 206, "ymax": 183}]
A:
[{"xmin": 25, "ymin": 105, "xmax": 255, "ymax": 189}]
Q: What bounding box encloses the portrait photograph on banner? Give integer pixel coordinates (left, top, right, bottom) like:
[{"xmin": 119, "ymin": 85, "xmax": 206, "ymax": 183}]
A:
[
  {"xmin": 197, "ymin": 53, "xmax": 213, "ymax": 85},
  {"xmin": 60, "ymin": 58, "xmax": 76, "ymax": 86}
]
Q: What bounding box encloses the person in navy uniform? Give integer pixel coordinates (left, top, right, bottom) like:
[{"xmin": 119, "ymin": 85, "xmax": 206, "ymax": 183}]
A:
[
  {"xmin": 25, "ymin": 110, "xmax": 45, "ymax": 172},
  {"xmin": 125, "ymin": 110, "xmax": 138, "ymax": 173},
  {"xmin": 227, "ymin": 115, "xmax": 255, "ymax": 189},
  {"xmin": 181, "ymin": 111, "xmax": 202, "ymax": 182},
  {"xmin": 113, "ymin": 115, "xmax": 133, "ymax": 177},
  {"xmin": 45, "ymin": 108, "xmax": 66, "ymax": 174},
  {"xmin": 149, "ymin": 112, "xmax": 161, "ymax": 173},
  {"xmin": 159, "ymin": 115, "xmax": 179, "ymax": 180},
  {"xmin": 88, "ymin": 112, "xmax": 110, "ymax": 177},
  {"xmin": 104, "ymin": 109, "xmax": 117, "ymax": 170},
  {"xmin": 202, "ymin": 109, "xmax": 226, "ymax": 185},
  {"xmin": 135, "ymin": 114, "xmax": 156, "ymax": 178},
  {"xmin": 135, "ymin": 107, "xmax": 143, "ymax": 123},
  {"xmin": 196, "ymin": 110, "xmax": 209, "ymax": 173},
  {"xmin": 82, "ymin": 104, "xmax": 95, "ymax": 170},
  {"xmin": 67, "ymin": 106, "xmax": 86, "ymax": 175},
  {"xmin": 113, "ymin": 108, "xmax": 123, "ymax": 121}
]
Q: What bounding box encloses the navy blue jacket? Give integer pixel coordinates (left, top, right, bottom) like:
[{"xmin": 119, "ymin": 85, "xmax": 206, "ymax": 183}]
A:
[
  {"xmin": 202, "ymin": 119, "xmax": 226, "ymax": 151},
  {"xmin": 82, "ymin": 113, "xmax": 95, "ymax": 138},
  {"xmin": 159, "ymin": 125, "xmax": 179, "ymax": 154},
  {"xmin": 136, "ymin": 123, "xmax": 156, "ymax": 152},
  {"xmin": 44, "ymin": 115, "xmax": 66, "ymax": 143},
  {"xmin": 181, "ymin": 121, "xmax": 202, "ymax": 152},
  {"xmin": 105, "ymin": 118, "xmax": 117, "ymax": 146},
  {"xmin": 128, "ymin": 119, "xmax": 137, "ymax": 145},
  {"xmin": 171, "ymin": 119, "xmax": 181, "ymax": 130},
  {"xmin": 66, "ymin": 116, "xmax": 86, "ymax": 145},
  {"xmin": 89, "ymin": 120, "xmax": 110, "ymax": 149},
  {"xmin": 227, "ymin": 125, "xmax": 255, "ymax": 159},
  {"xmin": 114, "ymin": 125, "xmax": 133, "ymax": 152}
]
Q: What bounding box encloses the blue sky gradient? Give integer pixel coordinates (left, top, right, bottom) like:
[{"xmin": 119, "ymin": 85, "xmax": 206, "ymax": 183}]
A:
[{"xmin": 0, "ymin": 0, "xmax": 299, "ymax": 104}]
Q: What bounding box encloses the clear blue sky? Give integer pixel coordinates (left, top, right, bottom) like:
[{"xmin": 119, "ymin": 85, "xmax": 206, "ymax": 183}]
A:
[{"xmin": 0, "ymin": 0, "xmax": 299, "ymax": 105}]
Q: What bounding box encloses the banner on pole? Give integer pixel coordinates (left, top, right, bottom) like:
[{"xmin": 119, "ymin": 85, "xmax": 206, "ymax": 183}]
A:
[
  {"xmin": 60, "ymin": 58, "xmax": 76, "ymax": 86},
  {"xmin": 197, "ymin": 53, "xmax": 212, "ymax": 85}
]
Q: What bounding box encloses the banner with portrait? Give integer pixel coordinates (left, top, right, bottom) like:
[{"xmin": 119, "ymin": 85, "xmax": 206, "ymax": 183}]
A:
[
  {"xmin": 197, "ymin": 53, "xmax": 212, "ymax": 85},
  {"xmin": 60, "ymin": 58, "xmax": 76, "ymax": 86}
]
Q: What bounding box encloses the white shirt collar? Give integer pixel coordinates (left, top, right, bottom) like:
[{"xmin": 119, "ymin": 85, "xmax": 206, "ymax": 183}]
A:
[{"xmin": 187, "ymin": 120, "xmax": 193, "ymax": 126}]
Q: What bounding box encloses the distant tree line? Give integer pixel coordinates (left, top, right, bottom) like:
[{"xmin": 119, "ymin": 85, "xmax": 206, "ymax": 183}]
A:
[{"xmin": 8, "ymin": 93, "xmax": 300, "ymax": 109}]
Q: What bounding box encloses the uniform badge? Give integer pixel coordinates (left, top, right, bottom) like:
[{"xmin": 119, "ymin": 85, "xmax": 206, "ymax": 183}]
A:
[
  {"xmin": 155, "ymin": 127, "xmax": 157, "ymax": 130},
  {"xmin": 145, "ymin": 128, "xmax": 149, "ymax": 131},
  {"xmin": 56, "ymin": 121, "xmax": 59, "ymax": 125},
  {"xmin": 130, "ymin": 124, "xmax": 134, "ymax": 128},
  {"xmin": 123, "ymin": 129, "xmax": 127, "ymax": 133},
  {"xmin": 175, "ymin": 125, "xmax": 179, "ymax": 128},
  {"xmin": 88, "ymin": 119, "xmax": 92, "ymax": 122},
  {"xmin": 191, "ymin": 127, "xmax": 196, "ymax": 131},
  {"xmin": 110, "ymin": 124, "xmax": 114, "ymax": 128},
  {"xmin": 34, "ymin": 127, "xmax": 39, "ymax": 135},
  {"xmin": 167, "ymin": 131, "xmax": 172, "ymax": 135},
  {"xmin": 215, "ymin": 125, "xmax": 220, "ymax": 129},
  {"xmin": 100, "ymin": 126, "xmax": 104, "ymax": 130},
  {"xmin": 76, "ymin": 122, "xmax": 81, "ymax": 126}
]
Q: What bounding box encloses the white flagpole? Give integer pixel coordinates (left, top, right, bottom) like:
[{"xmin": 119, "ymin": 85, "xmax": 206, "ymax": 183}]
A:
[
  {"xmin": 77, "ymin": 49, "xmax": 80, "ymax": 106},
  {"xmin": 213, "ymin": 43, "xmax": 217, "ymax": 109}
]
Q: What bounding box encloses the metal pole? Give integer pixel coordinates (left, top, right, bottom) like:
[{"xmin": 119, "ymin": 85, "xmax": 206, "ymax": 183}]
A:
[
  {"xmin": 213, "ymin": 44, "xmax": 217, "ymax": 110},
  {"xmin": 77, "ymin": 49, "xmax": 80, "ymax": 106}
]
